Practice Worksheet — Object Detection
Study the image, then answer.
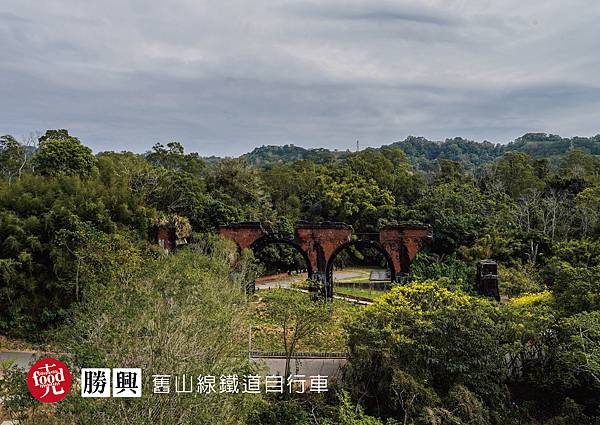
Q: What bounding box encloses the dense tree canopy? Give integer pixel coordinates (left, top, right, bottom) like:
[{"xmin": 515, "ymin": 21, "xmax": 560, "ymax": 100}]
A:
[{"xmin": 1, "ymin": 129, "xmax": 599, "ymax": 424}]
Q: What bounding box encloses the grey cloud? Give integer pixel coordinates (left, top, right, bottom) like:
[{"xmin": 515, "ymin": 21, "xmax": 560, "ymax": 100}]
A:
[
  {"xmin": 284, "ymin": 2, "xmax": 459, "ymax": 26},
  {"xmin": 1, "ymin": 0, "xmax": 600, "ymax": 156},
  {"xmin": 0, "ymin": 12, "xmax": 32, "ymax": 24}
]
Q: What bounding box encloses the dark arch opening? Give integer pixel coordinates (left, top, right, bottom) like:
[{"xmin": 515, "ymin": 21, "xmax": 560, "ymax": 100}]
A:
[
  {"xmin": 250, "ymin": 235, "xmax": 313, "ymax": 277},
  {"xmin": 325, "ymin": 240, "xmax": 396, "ymax": 286}
]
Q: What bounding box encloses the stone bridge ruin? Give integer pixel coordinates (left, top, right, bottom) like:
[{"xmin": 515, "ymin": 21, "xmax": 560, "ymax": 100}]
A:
[{"xmin": 219, "ymin": 221, "xmax": 433, "ymax": 299}]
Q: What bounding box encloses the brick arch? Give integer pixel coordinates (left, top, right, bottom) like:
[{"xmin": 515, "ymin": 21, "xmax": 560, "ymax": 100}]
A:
[
  {"xmin": 218, "ymin": 222, "xmax": 267, "ymax": 250},
  {"xmin": 293, "ymin": 222, "xmax": 353, "ymax": 276},
  {"xmin": 250, "ymin": 235, "xmax": 314, "ymax": 276},
  {"xmin": 325, "ymin": 239, "xmax": 397, "ymax": 284},
  {"xmin": 218, "ymin": 221, "xmax": 433, "ymax": 299}
]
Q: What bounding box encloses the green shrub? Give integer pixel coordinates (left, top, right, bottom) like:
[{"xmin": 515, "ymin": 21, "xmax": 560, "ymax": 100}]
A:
[
  {"xmin": 0, "ymin": 174, "xmax": 156, "ymax": 336},
  {"xmin": 345, "ymin": 281, "xmax": 509, "ymax": 422},
  {"xmin": 7, "ymin": 247, "xmax": 258, "ymax": 424},
  {"xmin": 498, "ymin": 263, "xmax": 545, "ymax": 297},
  {"xmin": 410, "ymin": 252, "xmax": 475, "ymax": 293}
]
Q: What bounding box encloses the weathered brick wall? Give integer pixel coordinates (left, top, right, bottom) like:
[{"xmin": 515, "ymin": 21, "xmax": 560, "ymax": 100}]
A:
[
  {"xmin": 219, "ymin": 222, "xmax": 432, "ymax": 281},
  {"xmin": 157, "ymin": 226, "xmax": 175, "ymax": 253},
  {"xmin": 295, "ymin": 223, "xmax": 353, "ymax": 273},
  {"xmin": 218, "ymin": 222, "xmax": 267, "ymax": 250},
  {"xmin": 379, "ymin": 225, "xmax": 433, "ymax": 274}
]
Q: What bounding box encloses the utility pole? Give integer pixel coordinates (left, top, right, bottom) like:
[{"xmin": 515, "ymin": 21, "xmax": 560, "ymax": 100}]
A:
[{"xmin": 356, "ymin": 140, "xmax": 359, "ymax": 152}]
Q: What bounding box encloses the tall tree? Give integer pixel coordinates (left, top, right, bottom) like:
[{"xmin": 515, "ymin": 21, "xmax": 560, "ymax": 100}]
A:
[
  {"xmin": 260, "ymin": 289, "xmax": 333, "ymax": 378},
  {"xmin": 208, "ymin": 158, "xmax": 274, "ymax": 223},
  {"xmin": 0, "ymin": 135, "xmax": 27, "ymax": 184},
  {"xmin": 147, "ymin": 141, "xmax": 205, "ymax": 175},
  {"xmin": 494, "ymin": 152, "xmax": 543, "ymax": 199},
  {"xmin": 32, "ymin": 130, "xmax": 97, "ymax": 177}
]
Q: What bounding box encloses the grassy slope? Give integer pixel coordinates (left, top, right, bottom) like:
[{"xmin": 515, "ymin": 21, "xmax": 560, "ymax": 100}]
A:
[
  {"xmin": 248, "ymin": 289, "xmax": 363, "ymax": 353},
  {"xmin": 333, "ymin": 286, "xmax": 384, "ymax": 300}
]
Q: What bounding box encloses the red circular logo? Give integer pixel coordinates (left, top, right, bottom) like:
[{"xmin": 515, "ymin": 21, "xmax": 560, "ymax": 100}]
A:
[{"xmin": 26, "ymin": 357, "xmax": 72, "ymax": 403}]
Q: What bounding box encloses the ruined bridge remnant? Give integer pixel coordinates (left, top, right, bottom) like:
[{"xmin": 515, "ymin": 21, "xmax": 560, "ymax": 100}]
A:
[
  {"xmin": 219, "ymin": 221, "xmax": 433, "ymax": 299},
  {"xmin": 294, "ymin": 222, "xmax": 353, "ymax": 280}
]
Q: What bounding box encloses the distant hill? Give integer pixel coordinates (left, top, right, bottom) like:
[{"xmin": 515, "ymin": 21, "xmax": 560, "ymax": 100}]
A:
[
  {"xmin": 387, "ymin": 136, "xmax": 502, "ymax": 171},
  {"xmin": 240, "ymin": 144, "xmax": 350, "ymax": 166},
  {"xmin": 204, "ymin": 133, "xmax": 600, "ymax": 170},
  {"xmin": 505, "ymin": 133, "xmax": 600, "ymax": 157}
]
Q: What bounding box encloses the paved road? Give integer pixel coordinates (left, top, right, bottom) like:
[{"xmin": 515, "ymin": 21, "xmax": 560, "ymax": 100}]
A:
[
  {"xmin": 251, "ymin": 356, "xmax": 346, "ymax": 379},
  {"xmin": 0, "ymin": 351, "xmax": 40, "ymax": 369},
  {"xmin": 256, "ymin": 269, "xmax": 367, "ymax": 290},
  {"xmin": 1, "ymin": 350, "xmax": 347, "ymax": 380}
]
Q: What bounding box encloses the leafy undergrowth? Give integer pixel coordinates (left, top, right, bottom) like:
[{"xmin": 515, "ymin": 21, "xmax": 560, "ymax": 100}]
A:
[{"xmin": 0, "ymin": 336, "xmax": 36, "ymax": 352}]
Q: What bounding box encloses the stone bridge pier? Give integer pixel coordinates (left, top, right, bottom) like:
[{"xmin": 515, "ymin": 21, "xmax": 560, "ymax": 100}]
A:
[
  {"xmin": 379, "ymin": 225, "xmax": 434, "ymax": 283},
  {"xmin": 219, "ymin": 221, "xmax": 432, "ymax": 299}
]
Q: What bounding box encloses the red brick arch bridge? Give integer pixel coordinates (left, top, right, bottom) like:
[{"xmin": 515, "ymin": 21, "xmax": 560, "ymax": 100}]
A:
[{"xmin": 219, "ymin": 222, "xmax": 433, "ymax": 299}]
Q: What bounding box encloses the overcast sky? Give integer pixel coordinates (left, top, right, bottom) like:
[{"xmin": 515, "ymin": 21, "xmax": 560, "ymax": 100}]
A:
[{"xmin": 1, "ymin": 1, "xmax": 600, "ymax": 156}]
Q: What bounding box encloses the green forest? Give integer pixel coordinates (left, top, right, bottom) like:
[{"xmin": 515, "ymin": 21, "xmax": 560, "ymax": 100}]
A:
[{"xmin": 1, "ymin": 129, "xmax": 600, "ymax": 424}]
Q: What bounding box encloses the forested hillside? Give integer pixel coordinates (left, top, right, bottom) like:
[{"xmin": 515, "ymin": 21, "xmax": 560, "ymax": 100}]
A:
[
  {"xmin": 1, "ymin": 129, "xmax": 600, "ymax": 424},
  {"xmin": 238, "ymin": 133, "xmax": 600, "ymax": 171}
]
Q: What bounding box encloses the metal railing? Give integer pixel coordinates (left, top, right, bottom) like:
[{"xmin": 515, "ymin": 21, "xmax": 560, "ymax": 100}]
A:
[{"xmin": 249, "ymin": 351, "xmax": 347, "ymax": 359}]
